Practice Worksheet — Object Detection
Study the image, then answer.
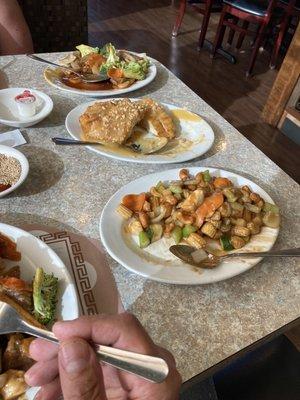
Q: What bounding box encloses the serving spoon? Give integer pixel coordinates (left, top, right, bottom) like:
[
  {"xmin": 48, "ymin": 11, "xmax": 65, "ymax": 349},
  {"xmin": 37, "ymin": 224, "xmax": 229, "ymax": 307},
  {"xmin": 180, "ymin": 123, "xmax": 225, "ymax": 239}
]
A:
[
  {"xmin": 0, "ymin": 300, "xmax": 169, "ymax": 383},
  {"xmin": 170, "ymin": 245, "xmax": 300, "ymax": 269},
  {"xmin": 27, "ymin": 54, "xmax": 108, "ymax": 83}
]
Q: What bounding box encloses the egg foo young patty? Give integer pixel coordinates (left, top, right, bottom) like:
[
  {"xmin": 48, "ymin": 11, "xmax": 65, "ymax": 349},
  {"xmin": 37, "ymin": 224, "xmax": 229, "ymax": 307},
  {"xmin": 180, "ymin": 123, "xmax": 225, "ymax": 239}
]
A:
[{"xmin": 79, "ymin": 99, "xmax": 148, "ymax": 144}]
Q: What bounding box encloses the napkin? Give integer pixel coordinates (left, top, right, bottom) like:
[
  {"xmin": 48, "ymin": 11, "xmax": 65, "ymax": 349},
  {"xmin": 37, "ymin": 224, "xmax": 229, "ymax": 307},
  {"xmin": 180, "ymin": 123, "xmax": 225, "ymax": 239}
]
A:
[{"xmin": 0, "ymin": 129, "xmax": 26, "ymax": 147}]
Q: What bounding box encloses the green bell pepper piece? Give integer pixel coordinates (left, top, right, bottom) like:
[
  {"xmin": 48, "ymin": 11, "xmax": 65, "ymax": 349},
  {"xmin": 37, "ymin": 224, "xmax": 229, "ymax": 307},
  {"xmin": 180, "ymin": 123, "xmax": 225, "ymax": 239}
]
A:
[
  {"xmin": 171, "ymin": 226, "xmax": 183, "ymax": 244},
  {"xmin": 182, "ymin": 225, "xmax": 198, "ymax": 238},
  {"xmin": 139, "ymin": 231, "xmax": 151, "ymax": 248},
  {"xmin": 220, "ymin": 235, "xmax": 234, "ymax": 251},
  {"xmin": 203, "ymin": 170, "xmax": 211, "ymax": 182},
  {"xmin": 263, "ymin": 202, "xmax": 279, "ymax": 214},
  {"xmin": 169, "ymin": 185, "xmax": 183, "ymax": 194}
]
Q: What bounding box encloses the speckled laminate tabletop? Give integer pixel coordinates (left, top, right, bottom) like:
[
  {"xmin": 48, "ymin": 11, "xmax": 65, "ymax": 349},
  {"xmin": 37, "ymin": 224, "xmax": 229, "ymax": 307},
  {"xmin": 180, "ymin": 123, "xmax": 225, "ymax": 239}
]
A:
[{"xmin": 0, "ymin": 54, "xmax": 299, "ymax": 382}]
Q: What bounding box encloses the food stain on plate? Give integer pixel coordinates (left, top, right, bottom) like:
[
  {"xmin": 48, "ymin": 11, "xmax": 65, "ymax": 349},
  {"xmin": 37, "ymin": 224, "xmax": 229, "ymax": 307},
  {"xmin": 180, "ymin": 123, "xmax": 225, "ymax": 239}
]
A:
[
  {"xmin": 122, "ymin": 225, "xmax": 191, "ymax": 268},
  {"xmin": 171, "ymin": 108, "xmax": 202, "ymax": 122},
  {"xmin": 46, "ymin": 68, "xmax": 114, "ymax": 92}
]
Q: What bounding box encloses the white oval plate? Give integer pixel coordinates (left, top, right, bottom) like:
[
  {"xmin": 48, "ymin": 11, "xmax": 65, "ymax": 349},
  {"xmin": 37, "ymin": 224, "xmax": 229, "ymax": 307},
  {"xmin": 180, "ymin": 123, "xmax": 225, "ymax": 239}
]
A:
[
  {"xmin": 0, "ymin": 223, "xmax": 80, "ymax": 399},
  {"xmin": 44, "ymin": 61, "xmax": 157, "ymax": 97},
  {"xmin": 65, "ymin": 100, "xmax": 214, "ymax": 164},
  {"xmin": 100, "ymin": 168, "xmax": 279, "ymax": 285},
  {"xmin": 0, "ymin": 88, "xmax": 53, "ymax": 128},
  {"xmin": 0, "ymin": 145, "xmax": 29, "ymax": 198}
]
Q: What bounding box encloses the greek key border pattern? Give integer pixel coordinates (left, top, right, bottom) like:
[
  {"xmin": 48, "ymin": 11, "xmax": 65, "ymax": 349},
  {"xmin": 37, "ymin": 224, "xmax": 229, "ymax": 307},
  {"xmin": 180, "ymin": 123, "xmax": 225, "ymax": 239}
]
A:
[{"xmin": 38, "ymin": 231, "xmax": 98, "ymax": 315}]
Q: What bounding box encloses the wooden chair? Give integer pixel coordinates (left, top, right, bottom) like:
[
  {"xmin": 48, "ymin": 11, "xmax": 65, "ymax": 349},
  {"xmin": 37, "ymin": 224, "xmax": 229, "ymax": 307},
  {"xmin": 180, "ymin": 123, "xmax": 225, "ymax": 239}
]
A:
[
  {"xmin": 211, "ymin": 0, "xmax": 278, "ymax": 76},
  {"xmin": 270, "ymin": 0, "xmax": 300, "ymax": 68},
  {"xmin": 18, "ymin": 0, "xmax": 88, "ymax": 53},
  {"xmin": 172, "ymin": 0, "xmax": 222, "ymax": 48}
]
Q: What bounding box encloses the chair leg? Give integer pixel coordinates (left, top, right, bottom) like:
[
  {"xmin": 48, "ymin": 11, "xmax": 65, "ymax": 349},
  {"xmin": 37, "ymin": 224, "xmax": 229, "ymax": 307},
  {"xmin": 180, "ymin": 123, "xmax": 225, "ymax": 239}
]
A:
[
  {"xmin": 211, "ymin": 8, "xmax": 227, "ymax": 57},
  {"xmin": 172, "ymin": 0, "xmax": 187, "ymax": 37},
  {"xmin": 250, "ymin": 24, "xmax": 260, "ymax": 47},
  {"xmin": 270, "ymin": 16, "xmax": 290, "ymax": 69},
  {"xmin": 246, "ymin": 22, "xmax": 267, "ymax": 77},
  {"xmin": 198, "ymin": 0, "xmax": 213, "ymax": 48},
  {"xmin": 236, "ymin": 20, "xmax": 249, "ymax": 49},
  {"xmin": 227, "ymin": 17, "xmax": 238, "ymax": 46}
]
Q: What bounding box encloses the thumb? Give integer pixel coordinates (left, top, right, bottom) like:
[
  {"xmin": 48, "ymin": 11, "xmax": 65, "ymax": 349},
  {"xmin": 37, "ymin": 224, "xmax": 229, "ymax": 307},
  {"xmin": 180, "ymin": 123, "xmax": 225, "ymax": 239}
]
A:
[{"xmin": 58, "ymin": 338, "xmax": 106, "ymax": 400}]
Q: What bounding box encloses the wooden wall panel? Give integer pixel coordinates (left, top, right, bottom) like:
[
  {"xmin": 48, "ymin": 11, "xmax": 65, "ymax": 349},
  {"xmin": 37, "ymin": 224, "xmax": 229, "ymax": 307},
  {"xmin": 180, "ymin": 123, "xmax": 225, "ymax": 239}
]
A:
[{"xmin": 262, "ymin": 23, "xmax": 300, "ymax": 126}]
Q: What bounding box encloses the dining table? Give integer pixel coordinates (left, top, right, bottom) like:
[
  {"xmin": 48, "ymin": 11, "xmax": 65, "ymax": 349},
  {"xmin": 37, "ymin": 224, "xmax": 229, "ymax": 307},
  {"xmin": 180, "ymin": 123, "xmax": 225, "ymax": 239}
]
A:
[{"xmin": 0, "ymin": 53, "xmax": 299, "ymax": 386}]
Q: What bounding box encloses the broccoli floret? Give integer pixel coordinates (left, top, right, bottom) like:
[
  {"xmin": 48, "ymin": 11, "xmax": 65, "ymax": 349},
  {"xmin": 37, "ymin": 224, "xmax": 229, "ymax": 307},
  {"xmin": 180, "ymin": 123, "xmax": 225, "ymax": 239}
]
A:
[
  {"xmin": 122, "ymin": 61, "xmax": 147, "ymax": 80},
  {"xmin": 99, "ymin": 62, "xmax": 111, "ymax": 76},
  {"xmin": 33, "ymin": 268, "xmax": 58, "ymax": 325},
  {"xmin": 99, "ymin": 43, "xmax": 117, "ymax": 59},
  {"xmin": 98, "ymin": 43, "xmax": 120, "ymax": 75},
  {"xmin": 106, "ymin": 43, "xmax": 119, "ymax": 64}
]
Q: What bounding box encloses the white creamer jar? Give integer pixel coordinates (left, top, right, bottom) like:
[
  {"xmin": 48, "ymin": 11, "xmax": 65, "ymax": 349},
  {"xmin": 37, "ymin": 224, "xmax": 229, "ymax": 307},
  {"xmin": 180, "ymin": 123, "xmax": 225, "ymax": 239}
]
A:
[{"xmin": 14, "ymin": 90, "xmax": 36, "ymax": 117}]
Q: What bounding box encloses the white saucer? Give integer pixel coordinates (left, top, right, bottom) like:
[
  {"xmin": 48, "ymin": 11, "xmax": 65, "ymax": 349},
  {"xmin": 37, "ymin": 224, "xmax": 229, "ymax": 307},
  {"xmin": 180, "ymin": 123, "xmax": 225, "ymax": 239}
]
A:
[
  {"xmin": 0, "ymin": 88, "xmax": 53, "ymax": 128},
  {"xmin": 0, "ymin": 144, "xmax": 29, "ymax": 197}
]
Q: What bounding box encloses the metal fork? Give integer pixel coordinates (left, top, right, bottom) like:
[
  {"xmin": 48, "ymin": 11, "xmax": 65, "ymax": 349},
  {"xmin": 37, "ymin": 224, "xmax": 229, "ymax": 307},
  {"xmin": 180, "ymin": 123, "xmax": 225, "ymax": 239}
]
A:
[
  {"xmin": 27, "ymin": 54, "xmax": 108, "ymax": 83},
  {"xmin": 0, "ymin": 301, "xmax": 169, "ymax": 383},
  {"xmin": 51, "ymin": 137, "xmax": 141, "ymax": 153},
  {"xmin": 170, "ymin": 246, "xmax": 300, "ymax": 268}
]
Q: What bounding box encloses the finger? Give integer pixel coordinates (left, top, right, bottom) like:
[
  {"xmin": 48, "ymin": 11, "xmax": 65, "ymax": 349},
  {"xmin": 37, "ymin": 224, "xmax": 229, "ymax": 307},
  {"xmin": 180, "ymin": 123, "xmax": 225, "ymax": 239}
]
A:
[
  {"xmin": 30, "ymin": 338, "xmax": 58, "ymax": 361},
  {"xmin": 34, "ymin": 377, "xmax": 62, "ymax": 400},
  {"xmin": 53, "ymin": 313, "xmax": 156, "ymax": 355},
  {"xmin": 58, "ymin": 337, "xmax": 107, "ymax": 400},
  {"xmin": 156, "ymin": 345, "xmax": 177, "ymax": 367},
  {"xmin": 25, "ymin": 358, "xmax": 58, "ymax": 387}
]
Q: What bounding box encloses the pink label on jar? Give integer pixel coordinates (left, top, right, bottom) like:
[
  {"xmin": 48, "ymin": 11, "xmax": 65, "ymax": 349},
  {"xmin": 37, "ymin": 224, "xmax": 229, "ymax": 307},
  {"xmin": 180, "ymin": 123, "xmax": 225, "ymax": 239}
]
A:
[{"xmin": 15, "ymin": 90, "xmax": 36, "ymax": 103}]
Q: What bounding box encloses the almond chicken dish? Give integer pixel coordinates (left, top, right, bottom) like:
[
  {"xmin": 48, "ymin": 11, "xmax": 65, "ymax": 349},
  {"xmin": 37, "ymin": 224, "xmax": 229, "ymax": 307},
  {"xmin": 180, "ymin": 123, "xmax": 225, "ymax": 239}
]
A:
[
  {"xmin": 80, "ymin": 98, "xmax": 176, "ymax": 154},
  {"xmin": 116, "ymin": 169, "xmax": 280, "ymax": 262},
  {"xmin": 0, "ymin": 234, "xmax": 58, "ymax": 399}
]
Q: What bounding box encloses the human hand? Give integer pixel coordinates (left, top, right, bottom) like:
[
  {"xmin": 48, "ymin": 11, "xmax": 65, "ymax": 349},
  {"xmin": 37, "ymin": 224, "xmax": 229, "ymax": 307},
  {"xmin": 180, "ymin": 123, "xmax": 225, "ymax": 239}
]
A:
[{"xmin": 25, "ymin": 313, "xmax": 182, "ymax": 400}]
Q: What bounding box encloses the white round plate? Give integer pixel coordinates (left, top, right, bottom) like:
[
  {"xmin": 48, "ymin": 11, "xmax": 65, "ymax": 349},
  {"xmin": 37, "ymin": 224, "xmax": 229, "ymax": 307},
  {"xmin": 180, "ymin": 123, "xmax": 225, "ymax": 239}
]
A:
[
  {"xmin": 65, "ymin": 99, "xmax": 214, "ymax": 164},
  {"xmin": 44, "ymin": 61, "xmax": 157, "ymax": 97},
  {"xmin": 0, "ymin": 222, "xmax": 79, "ymax": 399},
  {"xmin": 0, "ymin": 88, "xmax": 53, "ymax": 128},
  {"xmin": 0, "ymin": 145, "xmax": 29, "ymax": 197},
  {"xmin": 100, "ymin": 167, "xmax": 279, "ymax": 285}
]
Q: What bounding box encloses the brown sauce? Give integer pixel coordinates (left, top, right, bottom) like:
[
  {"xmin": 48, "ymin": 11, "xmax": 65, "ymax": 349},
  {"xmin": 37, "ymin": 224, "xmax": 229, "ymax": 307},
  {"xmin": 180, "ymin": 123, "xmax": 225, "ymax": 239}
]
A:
[{"xmin": 62, "ymin": 76, "xmax": 113, "ymax": 91}]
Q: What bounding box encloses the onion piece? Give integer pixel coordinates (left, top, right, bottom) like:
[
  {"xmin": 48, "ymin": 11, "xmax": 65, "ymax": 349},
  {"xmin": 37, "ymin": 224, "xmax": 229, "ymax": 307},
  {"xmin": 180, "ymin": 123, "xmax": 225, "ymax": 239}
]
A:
[{"xmin": 151, "ymin": 206, "xmax": 166, "ymax": 223}]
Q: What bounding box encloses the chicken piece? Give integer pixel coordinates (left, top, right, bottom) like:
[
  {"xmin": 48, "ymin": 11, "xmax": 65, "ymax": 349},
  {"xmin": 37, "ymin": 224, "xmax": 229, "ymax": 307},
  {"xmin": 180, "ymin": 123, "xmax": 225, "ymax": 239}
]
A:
[
  {"xmin": 0, "ymin": 293, "xmax": 44, "ymax": 329},
  {"xmin": 0, "ymin": 277, "xmax": 32, "ymax": 312},
  {"xmin": 0, "ymin": 234, "xmax": 21, "ymax": 262},
  {"xmin": 0, "ymin": 266, "xmax": 20, "ymax": 279},
  {"xmin": 138, "ymin": 98, "xmax": 176, "ymax": 139},
  {"xmin": 80, "ymin": 99, "xmax": 147, "ymax": 144},
  {"xmin": 179, "ymin": 189, "xmax": 204, "ymax": 212},
  {"xmin": 117, "ymin": 49, "xmax": 143, "ymax": 62},
  {"xmin": 0, "ymin": 257, "xmax": 5, "ymax": 273},
  {"xmin": 3, "ymin": 334, "xmax": 34, "ymax": 371},
  {"xmin": 0, "ymin": 370, "xmax": 27, "ymax": 400},
  {"xmin": 58, "ymin": 51, "xmax": 80, "ymax": 67},
  {"xmin": 81, "ymin": 53, "xmax": 106, "ymax": 75}
]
